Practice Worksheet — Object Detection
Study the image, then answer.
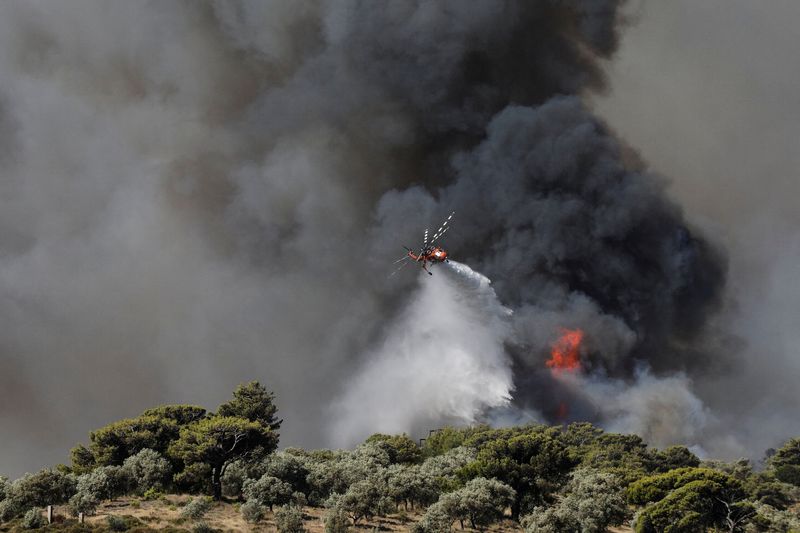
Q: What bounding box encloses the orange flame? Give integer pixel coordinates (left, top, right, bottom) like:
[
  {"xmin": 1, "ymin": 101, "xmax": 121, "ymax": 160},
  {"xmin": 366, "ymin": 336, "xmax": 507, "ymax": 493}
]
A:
[{"xmin": 546, "ymin": 328, "xmax": 584, "ymax": 374}]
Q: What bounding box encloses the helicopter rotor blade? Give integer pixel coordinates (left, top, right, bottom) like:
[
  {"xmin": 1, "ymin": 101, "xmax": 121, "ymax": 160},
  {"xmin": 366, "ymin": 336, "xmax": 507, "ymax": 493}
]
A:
[
  {"xmin": 431, "ymin": 226, "xmax": 450, "ymax": 243},
  {"xmin": 430, "ymin": 211, "xmax": 454, "ymax": 243},
  {"xmin": 388, "ymin": 259, "xmax": 411, "ymax": 278}
]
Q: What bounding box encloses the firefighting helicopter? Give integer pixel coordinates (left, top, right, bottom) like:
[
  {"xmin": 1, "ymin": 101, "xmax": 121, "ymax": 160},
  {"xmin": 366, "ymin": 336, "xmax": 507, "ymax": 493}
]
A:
[{"xmin": 391, "ymin": 211, "xmax": 454, "ymax": 276}]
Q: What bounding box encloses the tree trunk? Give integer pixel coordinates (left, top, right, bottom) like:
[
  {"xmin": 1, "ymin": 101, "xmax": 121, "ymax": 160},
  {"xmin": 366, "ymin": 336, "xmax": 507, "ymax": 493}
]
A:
[
  {"xmin": 511, "ymin": 497, "xmax": 521, "ymax": 521},
  {"xmin": 212, "ymin": 465, "xmax": 222, "ymax": 501}
]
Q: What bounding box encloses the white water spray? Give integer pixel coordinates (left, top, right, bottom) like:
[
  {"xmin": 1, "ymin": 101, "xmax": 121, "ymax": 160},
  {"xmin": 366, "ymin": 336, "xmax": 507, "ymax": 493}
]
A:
[{"xmin": 329, "ymin": 261, "xmax": 514, "ymax": 446}]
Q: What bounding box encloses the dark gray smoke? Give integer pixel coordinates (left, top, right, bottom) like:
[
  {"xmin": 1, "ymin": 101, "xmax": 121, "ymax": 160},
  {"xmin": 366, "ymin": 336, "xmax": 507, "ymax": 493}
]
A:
[{"xmin": 0, "ymin": 0, "xmax": 782, "ymax": 476}]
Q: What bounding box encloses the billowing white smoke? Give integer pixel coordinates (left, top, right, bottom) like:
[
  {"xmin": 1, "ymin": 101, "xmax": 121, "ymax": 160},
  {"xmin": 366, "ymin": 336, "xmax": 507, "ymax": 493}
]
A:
[
  {"xmin": 329, "ymin": 261, "xmax": 513, "ymax": 445},
  {"xmin": 583, "ymin": 369, "xmax": 711, "ymax": 449}
]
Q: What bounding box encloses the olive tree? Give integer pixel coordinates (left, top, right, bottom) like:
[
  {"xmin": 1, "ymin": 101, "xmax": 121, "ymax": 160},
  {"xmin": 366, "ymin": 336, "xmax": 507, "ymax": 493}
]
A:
[
  {"xmin": 523, "ymin": 470, "xmax": 628, "ymax": 533},
  {"xmin": 439, "ymin": 477, "xmax": 515, "ymax": 530},
  {"xmin": 0, "ymin": 469, "xmax": 76, "ymax": 522},
  {"xmin": 337, "ymin": 476, "xmax": 393, "ymax": 524},
  {"xmin": 122, "ymin": 448, "xmax": 172, "ymax": 494},
  {"xmin": 243, "ymin": 475, "xmax": 293, "ymax": 511}
]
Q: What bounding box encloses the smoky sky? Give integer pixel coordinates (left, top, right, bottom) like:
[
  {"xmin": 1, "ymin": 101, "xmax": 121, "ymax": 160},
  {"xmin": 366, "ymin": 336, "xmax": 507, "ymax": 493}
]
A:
[{"xmin": 0, "ymin": 0, "xmax": 795, "ymax": 477}]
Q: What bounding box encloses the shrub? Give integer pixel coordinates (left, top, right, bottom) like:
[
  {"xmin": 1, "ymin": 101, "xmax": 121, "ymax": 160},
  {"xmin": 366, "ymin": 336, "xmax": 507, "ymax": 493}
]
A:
[
  {"xmin": 338, "ymin": 477, "xmax": 393, "ymax": 524},
  {"xmin": 243, "ymin": 475, "xmax": 292, "ymax": 511},
  {"xmin": 122, "ymin": 449, "xmax": 172, "ymax": 494},
  {"xmin": 292, "ymin": 491, "xmax": 307, "ymax": 506},
  {"xmin": 192, "ymin": 522, "xmax": 217, "ymax": 533},
  {"xmin": 412, "ymin": 501, "xmax": 452, "ymax": 533},
  {"xmin": 774, "ymin": 465, "xmax": 800, "ymax": 487},
  {"xmin": 275, "ymin": 504, "xmax": 305, "ymax": 533},
  {"xmin": 523, "ymin": 469, "xmax": 628, "ymax": 533},
  {"xmin": 3, "ymin": 468, "xmax": 77, "ymax": 521},
  {"xmin": 220, "ymin": 460, "xmax": 248, "ymax": 498},
  {"xmin": 106, "ymin": 515, "xmax": 130, "ymax": 531},
  {"xmin": 263, "ymin": 452, "xmax": 312, "ymax": 496},
  {"xmin": 627, "ymin": 467, "xmax": 740, "ymax": 505},
  {"xmin": 68, "ymin": 489, "xmax": 100, "ymax": 516},
  {"xmin": 438, "ymin": 477, "xmax": 516, "ymax": 530},
  {"xmin": 654, "ymin": 446, "xmax": 700, "ymax": 472},
  {"xmin": 240, "ymin": 499, "xmax": 265, "ymax": 523},
  {"xmin": 74, "ymin": 466, "xmax": 131, "ymax": 502},
  {"xmin": 324, "ymin": 497, "xmax": 350, "ymax": 533},
  {"xmin": 142, "ymin": 488, "xmax": 163, "ymax": 501},
  {"xmin": 634, "ymin": 479, "xmax": 752, "ymax": 533},
  {"xmin": 0, "ymin": 498, "xmax": 23, "ymax": 522},
  {"xmin": 21, "ymin": 507, "xmax": 46, "ymax": 529},
  {"xmin": 181, "ymin": 496, "xmax": 212, "ymax": 519}
]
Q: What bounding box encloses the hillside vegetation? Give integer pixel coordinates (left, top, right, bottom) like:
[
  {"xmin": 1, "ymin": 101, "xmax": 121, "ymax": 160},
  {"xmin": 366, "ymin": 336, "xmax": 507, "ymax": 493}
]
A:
[{"xmin": 1, "ymin": 382, "xmax": 799, "ymax": 532}]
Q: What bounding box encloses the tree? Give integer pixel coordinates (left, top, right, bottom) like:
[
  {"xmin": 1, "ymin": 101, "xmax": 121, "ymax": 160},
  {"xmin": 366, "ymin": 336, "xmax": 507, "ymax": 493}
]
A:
[
  {"xmin": 305, "ymin": 443, "xmax": 389, "ymax": 503},
  {"xmin": 84, "ymin": 415, "xmax": 180, "ymax": 467},
  {"xmin": 241, "ymin": 499, "xmax": 266, "ymax": 523},
  {"xmin": 73, "ymin": 466, "xmax": 130, "ymax": 502},
  {"xmin": 141, "ymin": 405, "xmax": 207, "ymax": 425},
  {"xmin": 441, "ymin": 477, "xmax": 516, "ymax": 530},
  {"xmin": 579, "ymin": 433, "xmax": 657, "ymax": 484},
  {"xmin": 323, "ymin": 495, "xmax": 351, "ymax": 533},
  {"xmin": 71, "ymin": 404, "xmax": 207, "ymax": 474},
  {"xmin": 338, "ymin": 476, "xmax": 392, "ymax": 524},
  {"xmin": 464, "ymin": 427, "xmax": 574, "ymax": 519},
  {"xmin": 768, "ymin": 438, "xmax": 800, "ymax": 487},
  {"xmin": 523, "ymin": 469, "xmax": 628, "ymax": 533},
  {"xmin": 413, "ymin": 500, "xmax": 453, "ymax": 533},
  {"xmin": 169, "ymin": 416, "xmax": 278, "ymax": 500},
  {"xmin": 243, "ymin": 475, "xmax": 293, "ymax": 511},
  {"xmin": 747, "ymin": 501, "xmax": 800, "ymax": 532},
  {"xmin": 218, "ymin": 381, "xmax": 282, "ymax": 431},
  {"xmin": 627, "ymin": 467, "xmax": 741, "ymax": 506},
  {"xmin": 634, "ymin": 479, "xmax": 752, "ymax": 533},
  {"xmin": 654, "ymin": 446, "xmax": 700, "ymax": 472},
  {"xmin": 275, "ymin": 504, "xmax": 306, "ymax": 533},
  {"xmin": 122, "ymin": 448, "xmax": 172, "ymax": 494},
  {"xmin": 262, "ymin": 451, "xmax": 311, "ymax": 496},
  {"xmin": 366, "ymin": 434, "xmax": 422, "ymax": 464},
  {"xmin": 21, "ymin": 507, "xmax": 46, "ymax": 529},
  {"xmin": 387, "ymin": 464, "xmax": 438, "ymax": 510},
  {"xmin": 69, "ymin": 444, "xmax": 96, "ymax": 475},
  {"xmin": 419, "ymin": 446, "xmax": 477, "ymax": 494},
  {"xmin": 1, "ymin": 469, "xmax": 77, "ymax": 522}
]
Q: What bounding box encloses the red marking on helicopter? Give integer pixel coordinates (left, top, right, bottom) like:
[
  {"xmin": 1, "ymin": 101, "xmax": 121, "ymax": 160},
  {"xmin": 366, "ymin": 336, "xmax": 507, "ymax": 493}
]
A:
[{"xmin": 391, "ymin": 211, "xmax": 454, "ymax": 276}]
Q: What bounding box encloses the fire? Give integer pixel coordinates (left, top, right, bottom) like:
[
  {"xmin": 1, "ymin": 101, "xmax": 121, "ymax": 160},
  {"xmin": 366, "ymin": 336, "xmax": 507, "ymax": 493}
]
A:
[{"xmin": 546, "ymin": 328, "xmax": 584, "ymax": 374}]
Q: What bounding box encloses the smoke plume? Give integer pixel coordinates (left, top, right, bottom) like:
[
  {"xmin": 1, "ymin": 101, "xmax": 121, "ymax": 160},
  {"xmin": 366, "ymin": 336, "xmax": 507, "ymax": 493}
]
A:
[
  {"xmin": 331, "ymin": 262, "xmax": 513, "ymax": 445},
  {"xmin": 0, "ymin": 0, "xmax": 793, "ymax": 476}
]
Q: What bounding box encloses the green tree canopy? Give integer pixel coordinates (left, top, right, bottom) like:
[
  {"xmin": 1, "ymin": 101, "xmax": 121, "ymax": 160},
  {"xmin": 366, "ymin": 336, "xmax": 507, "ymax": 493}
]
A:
[
  {"xmin": 634, "ymin": 479, "xmax": 752, "ymax": 533},
  {"xmin": 627, "ymin": 467, "xmax": 742, "ymax": 506},
  {"xmin": 522, "ymin": 469, "xmax": 628, "ymax": 533},
  {"xmin": 141, "ymin": 405, "xmax": 207, "ymax": 425},
  {"xmin": 218, "ymin": 381, "xmax": 282, "ymax": 431},
  {"xmin": 421, "ymin": 425, "xmax": 490, "ymax": 457},
  {"xmin": 366, "ymin": 433, "xmax": 422, "ymax": 464},
  {"xmin": 463, "ymin": 427, "xmax": 574, "ymax": 519},
  {"xmin": 769, "ymin": 438, "xmax": 800, "ymax": 486},
  {"xmin": 72, "ymin": 405, "xmax": 204, "ymax": 471},
  {"xmin": 169, "ymin": 416, "xmax": 278, "ymax": 500},
  {"xmin": 653, "ymin": 446, "xmax": 700, "ymax": 472}
]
